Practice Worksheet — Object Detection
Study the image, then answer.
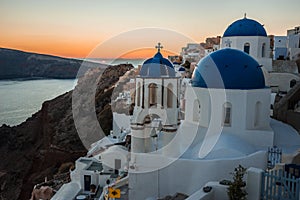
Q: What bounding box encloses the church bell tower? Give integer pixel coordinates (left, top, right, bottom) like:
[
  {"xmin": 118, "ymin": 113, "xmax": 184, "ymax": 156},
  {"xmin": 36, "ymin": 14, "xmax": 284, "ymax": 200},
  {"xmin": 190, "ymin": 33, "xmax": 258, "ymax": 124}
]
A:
[{"xmin": 130, "ymin": 43, "xmax": 181, "ymax": 157}]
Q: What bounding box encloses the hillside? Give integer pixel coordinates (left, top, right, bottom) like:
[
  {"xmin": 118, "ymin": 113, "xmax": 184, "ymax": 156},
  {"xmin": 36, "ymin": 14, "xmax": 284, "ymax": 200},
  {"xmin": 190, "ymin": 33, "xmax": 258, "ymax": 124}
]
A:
[
  {"xmin": 0, "ymin": 48, "xmax": 97, "ymax": 79},
  {"xmin": 0, "ymin": 63, "xmax": 133, "ymax": 200}
]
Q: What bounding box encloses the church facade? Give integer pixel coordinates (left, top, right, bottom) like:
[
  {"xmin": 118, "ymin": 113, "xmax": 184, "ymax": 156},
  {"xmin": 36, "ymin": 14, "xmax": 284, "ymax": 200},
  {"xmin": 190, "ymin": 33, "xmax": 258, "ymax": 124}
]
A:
[{"xmin": 128, "ymin": 35, "xmax": 300, "ymax": 200}]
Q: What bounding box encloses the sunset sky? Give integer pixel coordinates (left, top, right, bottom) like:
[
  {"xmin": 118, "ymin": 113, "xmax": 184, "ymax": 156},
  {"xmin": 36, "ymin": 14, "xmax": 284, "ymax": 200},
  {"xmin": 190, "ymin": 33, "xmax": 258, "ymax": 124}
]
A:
[{"xmin": 1, "ymin": 0, "xmax": 300, "ymax": 58}]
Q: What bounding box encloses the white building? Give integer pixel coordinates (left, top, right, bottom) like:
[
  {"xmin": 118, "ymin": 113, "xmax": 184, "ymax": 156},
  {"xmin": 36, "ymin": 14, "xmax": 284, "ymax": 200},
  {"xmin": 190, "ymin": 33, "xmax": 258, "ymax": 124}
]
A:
[
  {"xmin": 273, "ymin": 26, "xmax": 300, "ymax": 61},
  {"xmin": 53, "ymin": 26, "xmax": 300, "ymax": 199},
  {"xmin": 204, "ymin": 44, "xmax": 220, "ymax": 56},
  {"xmin": 273, "ymin": 36, "xmax": 288, "ymax": 60},
  {"xmin": 181, "ymin": 43, "xmax": 203, "ymax": 62},
  {"xmin": 219, "ymin": 16, "xmax": 299, "ymax": 93},
  {"xmin": 220, "ymin": 15, "xmax": 272, "ymax": 72},
  {"xmin": 287, "ymin": 26, "xmax": 300, "ymax": 60},
  {"xmin": 128, "ymin": 46, "xmax": 300, "ymax": 199}
]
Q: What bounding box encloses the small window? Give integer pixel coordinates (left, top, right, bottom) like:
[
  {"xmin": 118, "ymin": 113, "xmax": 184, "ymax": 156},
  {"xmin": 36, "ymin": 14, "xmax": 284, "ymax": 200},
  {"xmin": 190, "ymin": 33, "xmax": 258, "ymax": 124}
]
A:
[
  {"xmin": 193, "ymin": 100, "xmax": 201, "ymax": 122},
  {"xmin": 255, "ymin": 101, "xmax": 262, "ymax": 127},
  {"xmin": 167, "ymin": 83, "xmax": 173, "ymax": 108},
  {"xmin": 148, "ymin": 83, "xmax": 157, "ymax": 107},
  {"xmin": 114, "ymin": 159, "xmax": 121, "ymax": 174},
  {"xmin": 290, "ymin": 79, "xmax": 297, "ymax": 88},
  {"xmin": 223, "ymin": 102, "xmax": 232, "ymax": 126},
  {"xmin": 262, "ymin": 43, "xmax": 266, "ymax": 57},
  {"xmin": 137, "ymin": 82, "xmax": 141, "ymax": 106},
  {"xmin": 244, "ymin": 43, "xmax": 250, "ymax": 54}
]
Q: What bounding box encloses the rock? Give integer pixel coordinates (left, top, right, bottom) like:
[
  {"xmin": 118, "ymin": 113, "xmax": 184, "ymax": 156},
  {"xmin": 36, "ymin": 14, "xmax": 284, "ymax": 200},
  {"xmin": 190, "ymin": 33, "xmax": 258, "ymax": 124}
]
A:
[
  {"xmin": 30, "ymin": 186, "xmax": 53, "ymax": 200},
  {"xmin": 0, "ymin": 63, "xmax": 133, "ymax": 200}
]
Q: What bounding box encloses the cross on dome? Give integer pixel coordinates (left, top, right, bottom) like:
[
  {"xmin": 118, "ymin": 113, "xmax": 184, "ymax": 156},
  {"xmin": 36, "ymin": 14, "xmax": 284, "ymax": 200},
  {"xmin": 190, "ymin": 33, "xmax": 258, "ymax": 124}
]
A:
[
  {"xmin": 155, "ymin": 42, "xmax": 163, "ymax": 52},
  {"xmin": 244, "ymin": 13, "xmax": 247, "ymax": 19}
]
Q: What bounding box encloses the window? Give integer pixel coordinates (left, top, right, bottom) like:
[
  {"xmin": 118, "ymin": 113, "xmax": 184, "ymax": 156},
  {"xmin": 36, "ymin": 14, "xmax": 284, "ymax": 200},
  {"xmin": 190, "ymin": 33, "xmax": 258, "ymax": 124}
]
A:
[
  {"xmin": 223, "ymin": 102, "xmax": 232, "ymax": 126},
  {"xmin": 244, "ymin": 43, "xmax": 250, "ymax": 54},
  {"xmin": 167, "ymin": 83, "xmax": 173, "ymax": 108},
  {"xmin": 262, "ymin": 43, "xmax": 266, "ymax": 57},
  {"xmin": 114, "ymin": 159, "xmax": 121, "ymax": 174},
  {"xmin": 148, "ymin": 83, "xmax": 157, "ymax": 107},
  {"xmin": 290, "ymin": 79, "xmax": 297, "ymax": 88},
  {"xmin": 193, "ymin": 100, "xmax": 200, "ymax": 122},
  {"xmin": 255, "ymin": 101, "xmax": 262, "ymax": 127},
  {"xmin": 137, "ymin": 82, "xmax": 141, "ymax": 106}
]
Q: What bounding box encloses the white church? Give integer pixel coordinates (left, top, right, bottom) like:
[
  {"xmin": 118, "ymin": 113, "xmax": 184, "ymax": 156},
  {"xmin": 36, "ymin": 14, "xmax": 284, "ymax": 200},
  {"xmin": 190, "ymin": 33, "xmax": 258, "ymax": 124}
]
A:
[
  {"xmin": 127, "ymin": 18, "xmax": 300, "ymax": 199},
  {"xmin": 220, "ymin": 15, "xmax": 300, "ymax": 94},
  {"xmin": 220, "ymin": 14, "xmax": 272, "ymax": 71},
  {"xmin": 52, "ymin": 16, "xmax": 300, "ymax": 200},
  {"xmin": 128, "ymin": 53, "xmax": 300, "ymax": 200}
]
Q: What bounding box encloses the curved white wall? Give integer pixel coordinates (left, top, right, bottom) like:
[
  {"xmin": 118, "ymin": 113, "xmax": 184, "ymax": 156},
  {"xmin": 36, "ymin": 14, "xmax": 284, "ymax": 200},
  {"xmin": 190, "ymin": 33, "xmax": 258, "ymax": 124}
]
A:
[{"xmin": 185, "ymin": 86, "xmax": 271, "ymax": 131}]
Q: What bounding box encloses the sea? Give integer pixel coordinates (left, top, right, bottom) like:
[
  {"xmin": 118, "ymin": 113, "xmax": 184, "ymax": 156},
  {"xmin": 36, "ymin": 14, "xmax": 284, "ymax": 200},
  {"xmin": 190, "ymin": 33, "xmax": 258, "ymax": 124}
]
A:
[
  {"xmin": 0, "ymin": 79, "xmax": 77, "ymax": 126},
  {"xmin": 0, "ymin": 59, "xmax": 144, "ymax": 126}
]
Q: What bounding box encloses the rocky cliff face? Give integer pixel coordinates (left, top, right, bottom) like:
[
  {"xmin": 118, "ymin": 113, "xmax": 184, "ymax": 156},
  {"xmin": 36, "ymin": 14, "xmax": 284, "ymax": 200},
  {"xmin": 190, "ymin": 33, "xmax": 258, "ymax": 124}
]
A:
[
  {"xmin": 0, "ymin": 48, "xmax": 99, "ymax": 79},
  {"xmin": 0, "ymin": 63, "xmax": 133, "ymax": 200},
  {"xmin": 273, "ymin": 82, "xmax": 300, "ymax": 133}
]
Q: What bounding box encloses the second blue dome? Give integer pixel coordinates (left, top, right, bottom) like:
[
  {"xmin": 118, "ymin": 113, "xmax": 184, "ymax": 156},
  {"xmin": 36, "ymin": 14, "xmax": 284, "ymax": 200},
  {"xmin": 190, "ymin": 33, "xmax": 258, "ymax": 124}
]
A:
[
  {"xmin": 223, "ymin": 18, "xmax": 267, "ymax": 37},
  {"xmin": 192, "ymin": 48, "xmax": 265, "ymax": 89}
]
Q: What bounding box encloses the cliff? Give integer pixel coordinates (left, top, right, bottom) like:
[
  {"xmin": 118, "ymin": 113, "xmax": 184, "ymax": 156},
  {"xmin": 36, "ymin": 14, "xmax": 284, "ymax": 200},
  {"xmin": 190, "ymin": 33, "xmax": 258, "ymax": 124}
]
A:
[
  {"xmin": 273, "ymin": 82, "xmax": 300, "ymax": 132},
  {"xmin": 0, "ymin": 48, "xmax": 98, "ymax": 79},
  {"xmin": 0, "ymin": 63, "xmax": 133, "ymax": 200}
]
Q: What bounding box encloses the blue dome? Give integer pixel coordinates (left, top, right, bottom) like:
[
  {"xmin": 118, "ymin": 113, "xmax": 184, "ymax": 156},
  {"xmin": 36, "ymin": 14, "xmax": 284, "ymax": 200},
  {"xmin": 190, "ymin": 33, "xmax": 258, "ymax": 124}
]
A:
[
  {"xmin": 192, "ymin": 48, "xmax": 265, "ymax": 89},
  {"xmin": 223, "ymin": 18, "xmax": 267, "ymax": 37},
  {"xmin": 139, "ymin": 51, "xmax": 175, "ymax": 77}
]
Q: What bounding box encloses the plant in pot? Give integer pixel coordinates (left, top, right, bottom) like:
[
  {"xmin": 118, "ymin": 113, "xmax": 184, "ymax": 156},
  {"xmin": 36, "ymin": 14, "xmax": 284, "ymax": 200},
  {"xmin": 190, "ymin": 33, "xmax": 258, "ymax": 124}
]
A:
[{"xmin": 227, "ymin": 165, "xmax": 247, "ymax": 200}]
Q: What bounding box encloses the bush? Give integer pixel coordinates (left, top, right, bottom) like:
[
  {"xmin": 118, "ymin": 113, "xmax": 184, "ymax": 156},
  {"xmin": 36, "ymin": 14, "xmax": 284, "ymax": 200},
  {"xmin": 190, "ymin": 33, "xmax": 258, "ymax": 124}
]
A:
[{"xmin": 227, "ymin": 165, "xmax": 247, "ymax": 200}]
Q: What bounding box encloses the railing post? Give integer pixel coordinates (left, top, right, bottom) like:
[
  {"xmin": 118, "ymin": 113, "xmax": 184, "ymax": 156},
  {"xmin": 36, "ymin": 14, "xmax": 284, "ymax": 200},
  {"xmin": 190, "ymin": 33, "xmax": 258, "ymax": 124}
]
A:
[{"xmin": 297, "ymin": 179, "xmax": 300, "ymax": 200}]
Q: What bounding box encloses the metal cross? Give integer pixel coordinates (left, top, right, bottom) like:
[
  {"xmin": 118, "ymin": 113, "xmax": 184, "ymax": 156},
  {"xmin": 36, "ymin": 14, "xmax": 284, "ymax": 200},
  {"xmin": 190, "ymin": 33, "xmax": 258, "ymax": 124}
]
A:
[
  {"xmin": 225, "ymin": 39, "xmax": 232, "ymax": 47},
  {"xmin": 155, "ymin": 42, "xmax": 163, "ymax": 52}
]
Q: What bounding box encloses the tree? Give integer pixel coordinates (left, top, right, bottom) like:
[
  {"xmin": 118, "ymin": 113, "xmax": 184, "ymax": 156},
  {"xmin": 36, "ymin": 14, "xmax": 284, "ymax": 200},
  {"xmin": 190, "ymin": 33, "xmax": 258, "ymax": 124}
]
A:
[{"xmin": 227, "ymin": 165, "xmax": 247, "ymax": 200}]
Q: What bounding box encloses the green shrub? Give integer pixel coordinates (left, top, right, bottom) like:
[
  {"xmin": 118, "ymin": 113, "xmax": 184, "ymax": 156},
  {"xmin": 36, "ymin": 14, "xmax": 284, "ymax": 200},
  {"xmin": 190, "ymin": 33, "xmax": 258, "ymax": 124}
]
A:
[{"xmin": 227, "ymin": 165, "xmax": 247, "ymax": 200}]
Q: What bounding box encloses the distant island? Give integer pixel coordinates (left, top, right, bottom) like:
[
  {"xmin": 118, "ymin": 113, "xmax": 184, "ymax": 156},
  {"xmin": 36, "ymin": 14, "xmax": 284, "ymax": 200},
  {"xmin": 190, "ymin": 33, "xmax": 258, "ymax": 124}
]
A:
[{"xmin": 0, "ymin": 48, "xmax": 99, "ymax": 80}]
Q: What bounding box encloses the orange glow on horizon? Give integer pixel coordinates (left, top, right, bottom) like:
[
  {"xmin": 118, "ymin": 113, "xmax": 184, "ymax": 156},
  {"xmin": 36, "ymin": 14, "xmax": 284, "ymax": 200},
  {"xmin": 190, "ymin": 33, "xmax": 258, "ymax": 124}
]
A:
[
  {"xmin": 1, "ymin": 43, "xmax": 178, "ymax": 59},
  {"xmin": 111, "ymin": 48, "xmax": 177, "ymax": 59},
  {"xmin": 0, "ymin": 41, "xmax": 93, "ymax": 58}
]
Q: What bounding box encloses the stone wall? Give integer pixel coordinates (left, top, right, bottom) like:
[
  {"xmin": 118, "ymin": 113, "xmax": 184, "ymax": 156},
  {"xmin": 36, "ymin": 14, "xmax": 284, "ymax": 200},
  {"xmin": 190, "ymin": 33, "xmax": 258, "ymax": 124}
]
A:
[{"xmin": 272, "ymin": 60, "xmax": 299, "ymax": 73}]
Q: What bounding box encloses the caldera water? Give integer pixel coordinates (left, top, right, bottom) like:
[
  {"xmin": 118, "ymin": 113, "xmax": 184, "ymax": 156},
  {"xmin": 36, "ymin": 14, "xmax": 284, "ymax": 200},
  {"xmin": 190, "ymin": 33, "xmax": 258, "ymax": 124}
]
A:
[{"xmin": 0, "ymin": 79, "xmax": 77, "ymax": 126}]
